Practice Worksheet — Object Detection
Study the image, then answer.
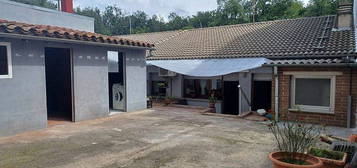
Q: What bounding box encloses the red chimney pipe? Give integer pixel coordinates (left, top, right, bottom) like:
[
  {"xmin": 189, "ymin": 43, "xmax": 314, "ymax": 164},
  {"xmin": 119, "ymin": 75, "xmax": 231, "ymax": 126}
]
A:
[{"xmin": 61, "ymin": 0, "xmax": 74, "ymax": 13}]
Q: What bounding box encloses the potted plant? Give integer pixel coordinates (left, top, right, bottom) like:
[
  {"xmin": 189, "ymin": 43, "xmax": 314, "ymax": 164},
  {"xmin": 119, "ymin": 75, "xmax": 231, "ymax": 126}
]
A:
[
  {"xmin": 268, "ymin": 121, "xmax": 323, "ymax": 168},
  {"xmin": 208, "ymin": 94, "xmax": 217, "ymax": 112},
  {"xmin": 164, "ymin": 96, "xmax": 174, "ymax": 106},
  {"xmin": 349, "ymin": 134, "xmax": 357, "ymax": 142},
  {"xmin": 308, "ymin": 147, "xmax": 347, "ymax": 168}
]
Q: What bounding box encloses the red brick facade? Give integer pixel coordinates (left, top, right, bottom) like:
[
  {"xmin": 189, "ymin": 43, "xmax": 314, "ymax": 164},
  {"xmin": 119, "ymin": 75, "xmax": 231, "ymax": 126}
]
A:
[{"xmin": 271, "ymin": 67, "xmax": 357, "ymax": 127}]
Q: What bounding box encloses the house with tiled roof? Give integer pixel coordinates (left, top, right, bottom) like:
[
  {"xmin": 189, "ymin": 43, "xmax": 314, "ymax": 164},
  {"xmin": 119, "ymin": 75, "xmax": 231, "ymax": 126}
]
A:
[
  {"xmin": 0, "ymin": 0, "xmax": 154, "ymax": 137},
  {"xmin": 121, "ymin": 2, "xmax": 357, "ymax": 128}
]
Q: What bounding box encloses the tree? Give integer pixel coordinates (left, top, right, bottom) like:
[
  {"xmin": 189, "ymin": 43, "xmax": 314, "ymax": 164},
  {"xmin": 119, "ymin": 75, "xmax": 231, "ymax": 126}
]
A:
[
  {"xmin": 255, "ymin": 0, "xmax": 304, "ymax": 21},
  {"xmin": 9, "ymin": 0, "xmax": 339, "ymax": 35},
  {"xmin": 214, "ymin": 0, "xmax": 249, "ymax": 25},
  {"xmin": 147, "ymin": 15, "xmax": 167, "ymax": 32},
  {"xmin": 75, "ymin": 7, "xmax": 110, "ymax": 35},
  {"xmin": 190, "ymin": 11, "xmax": 216, "ymax": 28},
  {"xmin": 303, "ymin": 0, "xmax": 337, "ymax": 17},
  {"xmin": 130, "ymin": 11, "xmax": 149, "ymax": 34},
  {"xmin": 167, "ymin": 13, "xmax": 190, "ymax": 30}
]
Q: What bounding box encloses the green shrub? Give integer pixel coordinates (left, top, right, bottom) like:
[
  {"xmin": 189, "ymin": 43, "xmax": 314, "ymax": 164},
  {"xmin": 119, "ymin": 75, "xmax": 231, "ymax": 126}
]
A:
[{"xmin": 309, "ymin": 148, "xmax": 344, "ymax": 160}]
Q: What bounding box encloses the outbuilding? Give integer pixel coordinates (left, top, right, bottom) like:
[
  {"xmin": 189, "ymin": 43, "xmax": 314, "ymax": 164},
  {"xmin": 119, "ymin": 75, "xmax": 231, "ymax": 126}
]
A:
[{"xmin": 0, "ymin": 0, "xmax": 153, "ymax": 136}]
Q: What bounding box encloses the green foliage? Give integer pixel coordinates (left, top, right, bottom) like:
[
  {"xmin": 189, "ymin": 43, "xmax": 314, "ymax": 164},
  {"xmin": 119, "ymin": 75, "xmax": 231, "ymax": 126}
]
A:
[
  {"xmin": 10, "ymin": 0, "xmax": 339, "ymax": 35},
  {"xmin": 75, "ymin": 7, "xmax": 110, "ymax": 35},
  {"xmin": 208, "ymin": 95, "xmax": 217, "ymax": 103},
  {"xmin": 255, "ymin": 0, "xmax": 305, "ymax": 21},
  {"xmin": 303, "ymin": 0, "xmax": 337, "ymax": 17},
  {"xmin": 215, "ymin": 0, "xmax": 250, "ymax": 25},
  {"xmin": 309, "ymin": 148, "xmax": 345, "ymax": 160}
]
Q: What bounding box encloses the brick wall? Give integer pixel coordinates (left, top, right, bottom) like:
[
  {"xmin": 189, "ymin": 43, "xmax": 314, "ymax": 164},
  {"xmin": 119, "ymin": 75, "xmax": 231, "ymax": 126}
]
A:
[{"xmin": 271, "ymin": 67, "xmax": 357, "ymax": 127}]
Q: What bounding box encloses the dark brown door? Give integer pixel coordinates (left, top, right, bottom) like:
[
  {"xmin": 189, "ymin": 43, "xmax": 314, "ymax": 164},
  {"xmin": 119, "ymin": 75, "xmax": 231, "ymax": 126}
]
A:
[
  {"xmin": 252, "ymin": 81, "xmax": 272, "ymax": 111},
  {"xmin": 45, "ymin": 47, "xmax": 72, "ymax": 120},
  {"xmin": 223, "ymin": 81, "xmax": 239, "ymax": 115}
]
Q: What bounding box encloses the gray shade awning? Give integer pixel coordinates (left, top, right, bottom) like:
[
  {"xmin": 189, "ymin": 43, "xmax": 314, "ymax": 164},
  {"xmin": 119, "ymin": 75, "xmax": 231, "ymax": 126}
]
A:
[{"xmin": 147, "ymin": 58, "xmax": 270, "ymax": 77}]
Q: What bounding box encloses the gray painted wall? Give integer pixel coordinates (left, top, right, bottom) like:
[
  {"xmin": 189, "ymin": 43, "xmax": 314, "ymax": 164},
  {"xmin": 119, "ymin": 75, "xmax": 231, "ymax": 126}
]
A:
[
  {"xmin": 0, "ymin": 0, "xmax": 94, "ymax": 32},
  {"xmin": 125, "ymin": 50, "xmax": 147, "ymax": 112},
  {"xmin": 0, "ymin": 37, "xmax": 147, "ymax": 137},
  {"xmin": 168, "ymin": 74, "xmax": 183, "ymax": 98},
  {"xmin": 0, "ymin": 38, "xmax": 47, "ymax": 137},
  {"xmin": 72, "ymin": 45, "xmax": 110, "ymax": 121}
]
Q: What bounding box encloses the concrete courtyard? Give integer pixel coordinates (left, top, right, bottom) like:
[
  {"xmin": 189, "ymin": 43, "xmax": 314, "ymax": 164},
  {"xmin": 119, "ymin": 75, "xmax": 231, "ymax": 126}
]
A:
[{"xmin": 0, "ymin": 106, "xmax": 276, "ymax": 168}]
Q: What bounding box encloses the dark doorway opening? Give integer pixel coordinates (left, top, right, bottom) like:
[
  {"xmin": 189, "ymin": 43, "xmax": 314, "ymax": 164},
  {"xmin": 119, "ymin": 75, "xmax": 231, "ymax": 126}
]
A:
[
  {"xmin": 252, "ymin": 81, "xmax": 272, "ymax": 111},
  {"xmin": 45, "ymin": 47, "xmax": 72, "ymax": 121},
  {"xmin": 223, "ymin": 81, "xmax": 239, "ymax": 115},
  {"xmin": 108, "ymin": 51, "xmax": 124, "ymax": 111}
]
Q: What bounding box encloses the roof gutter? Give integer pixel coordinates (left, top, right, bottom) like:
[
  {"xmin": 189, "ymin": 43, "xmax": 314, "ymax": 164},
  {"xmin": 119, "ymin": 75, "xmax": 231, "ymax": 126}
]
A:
[
  {"xmin": 264, "ymin": 63, "xmax": 357, "ymax": 67},
  {"xmin": 0, "ymin": 33, "xmax": 155, "ymax": 50}
]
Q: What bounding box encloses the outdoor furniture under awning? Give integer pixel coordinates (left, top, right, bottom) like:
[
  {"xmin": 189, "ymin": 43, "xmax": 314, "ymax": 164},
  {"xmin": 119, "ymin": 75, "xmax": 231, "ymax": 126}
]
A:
[{"xmin": 147, "ymin": 58, "xmax": 270, "ymax": 77}]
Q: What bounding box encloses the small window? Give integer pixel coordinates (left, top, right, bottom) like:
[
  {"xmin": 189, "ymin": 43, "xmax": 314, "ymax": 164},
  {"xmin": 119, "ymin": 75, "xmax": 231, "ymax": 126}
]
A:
[
  {"xmin": 0, "ymin": 42, "xmax": 12, "ymax": 79},
  {"xmin": 291, "ymin": 75, "xmax": 335, "ymax": 114},
  {"xmin": 184, "ymin": 79, "xmax": 212, "ymax": 99},
  {"xmin": 151, "ymin": 81, "xmax": 167, "ymax": 97},
  {"xmin": 108, "ymin": 51, "xmax": 119, "ymax": 73}
]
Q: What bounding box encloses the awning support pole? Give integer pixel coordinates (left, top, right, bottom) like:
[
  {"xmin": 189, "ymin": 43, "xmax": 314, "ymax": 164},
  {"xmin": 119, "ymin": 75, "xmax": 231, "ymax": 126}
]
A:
[{"xmin": 221, "ymin": 75, "xmax": 224, "ymax": 114}]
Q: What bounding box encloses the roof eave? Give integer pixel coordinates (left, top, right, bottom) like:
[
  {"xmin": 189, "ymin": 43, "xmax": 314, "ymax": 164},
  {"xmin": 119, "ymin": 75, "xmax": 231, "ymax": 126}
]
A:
[
  {"xmin": 147, "ymin": 53, "xmax": 357, "ymax": 60},
  {"xmin": 264, "ymin": 63, "xmax": 357, "ymax": 67},
  {"xmin": 0, "ymin": 32, "xmax": 155, "ymax": 50}
]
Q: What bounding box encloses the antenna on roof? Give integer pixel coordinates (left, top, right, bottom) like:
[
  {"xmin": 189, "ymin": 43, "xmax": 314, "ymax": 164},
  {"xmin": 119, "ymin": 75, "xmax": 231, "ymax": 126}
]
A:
[{"xmin": 252, "ymin": 0, "xmax": 257, "ymax": 23}]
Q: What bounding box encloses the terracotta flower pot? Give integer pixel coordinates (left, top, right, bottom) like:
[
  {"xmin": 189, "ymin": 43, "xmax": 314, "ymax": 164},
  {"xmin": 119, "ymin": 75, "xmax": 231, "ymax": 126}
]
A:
[
  {"xmin": 308, "ymin": 148, "xmax": 347, "ymax": 168},
  {"xmin": 164, "ymin": 99, "xmax": 172, "ymax": 106},
  {"xmin": 349, "ymin": 134, "xmax": 357, "ymax": 143},
  {"xmin": 208, "ymin": 102, "xmax": 215, "ymax": 108},
  {"xmin": 208, "ymin": 102, "xmax": 215, "ymax": 113},
  {"xmin": 315, "ymin": 153, "xmax": 347, "ymax": 168},
  {"xmin": 269, "ymin": 152, "xmax": 323, "ymax": 168}
]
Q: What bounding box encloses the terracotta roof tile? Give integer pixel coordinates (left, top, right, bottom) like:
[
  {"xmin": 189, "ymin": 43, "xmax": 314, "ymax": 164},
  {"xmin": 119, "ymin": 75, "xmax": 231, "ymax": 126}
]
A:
[
  {"xmin": 0, "ymin": 19, "xmax": 154, "ymax": 48},
  {"xmin": 121, "ymin": 16, "xmax": 355, "ymax": 60}
]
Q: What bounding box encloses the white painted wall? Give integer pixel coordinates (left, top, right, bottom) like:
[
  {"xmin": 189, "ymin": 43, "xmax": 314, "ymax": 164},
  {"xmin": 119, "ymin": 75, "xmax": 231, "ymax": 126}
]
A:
[{"xmin": 0, "ymin": 0, "xmax": 94, "ymax": 32}]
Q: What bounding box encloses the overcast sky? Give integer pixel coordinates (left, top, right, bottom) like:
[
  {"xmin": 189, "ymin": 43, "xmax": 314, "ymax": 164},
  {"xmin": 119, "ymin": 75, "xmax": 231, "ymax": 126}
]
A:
[
  {"xmin": 74, "ymin": 0, "xmax": 216, "ymax": 19},
  {"xmin": 74, "ymin": 0, "xmax": 310, "ymax": 19}
]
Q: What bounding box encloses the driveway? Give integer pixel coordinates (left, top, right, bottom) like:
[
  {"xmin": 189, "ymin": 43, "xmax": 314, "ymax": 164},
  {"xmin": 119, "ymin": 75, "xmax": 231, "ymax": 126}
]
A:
[{"xmin": 0, "ymin": 106, "xmax": 275, "ymax": 168}]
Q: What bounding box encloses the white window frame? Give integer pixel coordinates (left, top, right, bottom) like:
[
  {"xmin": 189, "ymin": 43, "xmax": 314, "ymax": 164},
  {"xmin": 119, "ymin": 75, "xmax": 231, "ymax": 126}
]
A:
[
  {"xmin": 290, "ymin": 74, "xmax": 336, "ymax": 114},
  {"xmin": 0, "ymin": 42, "xmax": 12, "ymax": 79}
]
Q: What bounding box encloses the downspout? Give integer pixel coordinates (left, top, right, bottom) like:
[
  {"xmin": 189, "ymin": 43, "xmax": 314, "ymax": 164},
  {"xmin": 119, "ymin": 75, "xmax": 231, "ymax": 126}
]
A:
[
  {"xmin": 274, "ymin": 66, "xmax": 279, "ymax": 121},
  {"xmin": 347, "ymin": 66, "xmax": 353, "ymax": 128},
  {"xmin": 170, "ymin": 77, "xmax": 173, "ymax": 97}
]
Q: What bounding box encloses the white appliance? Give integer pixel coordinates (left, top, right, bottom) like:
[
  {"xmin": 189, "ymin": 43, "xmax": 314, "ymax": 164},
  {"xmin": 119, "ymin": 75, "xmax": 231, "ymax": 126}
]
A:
[{"xmin": 112, "ymin": 84, "xmax": 125, "ymax": 110}]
